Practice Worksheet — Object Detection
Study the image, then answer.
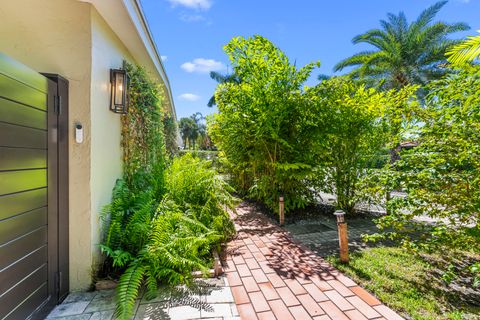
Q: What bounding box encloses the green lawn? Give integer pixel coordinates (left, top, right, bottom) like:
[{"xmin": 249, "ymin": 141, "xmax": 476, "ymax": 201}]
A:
[{"xmin": 328, "ymin": 247, "xmax": 480, "ymax": 320}]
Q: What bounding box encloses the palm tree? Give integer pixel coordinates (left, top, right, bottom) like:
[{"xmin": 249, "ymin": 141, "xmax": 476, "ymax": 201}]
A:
[
  {"xmin": 197, "ymin": 122, "xmax": 208, "ymax": 149},
  {"xmin": 334, "ymin": 1, "xmax": 469, "ymax": 89},
  {"xmin": 447, "ymin": 31, "xmax": 480, "ymax": 65},
  {"xmin": 178, "ymin": 117, "xmax": 196, "ymax": 149},
  {"xmin": 208, "ymin": 71, "xmax": 241, "ymax": 107},
  {"xmin": 190, "ymin": 112, "xmax": 204, "ymax": 124},
  {"xmin": 188, "ymin": 112, "xmax": 204, "ymax": 149}
]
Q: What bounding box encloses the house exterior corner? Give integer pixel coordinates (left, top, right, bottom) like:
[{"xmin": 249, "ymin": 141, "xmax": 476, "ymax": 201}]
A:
[{"xmin": 0, "ymin": 0, "xmax": 175, "ymax": 294}]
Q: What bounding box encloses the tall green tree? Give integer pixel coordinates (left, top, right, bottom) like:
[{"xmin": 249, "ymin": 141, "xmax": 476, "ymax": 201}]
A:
[
  {"xmin": 178, "ymin": 113, "xmax": 206, "ymax": 149},
  {"xmin": 334, "ymin": 1, "xmax": 469, "ymax": 89},
  {"xmin": 196, "ymin": 122, "xmax": 209, "ymax": 149},
  {"xmin": 308, "ymin": 78, "xmax": 417, "ymax": 214},
  {"xmin": 178, "ymin": 117, "xmax": 196, "ymax": 149},
  {"xmin": 189, "ymin": 112, "xmax": 204, "ymax": 150},
  {"xmin": 209, "ymin": 35, "xmax": 321, "ymax": 211}
]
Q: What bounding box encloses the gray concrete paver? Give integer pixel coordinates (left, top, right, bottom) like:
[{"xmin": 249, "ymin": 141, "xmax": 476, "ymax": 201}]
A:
[{"xmin": 47, "ymin": 276, "xmax": 237, "ymax": 320}]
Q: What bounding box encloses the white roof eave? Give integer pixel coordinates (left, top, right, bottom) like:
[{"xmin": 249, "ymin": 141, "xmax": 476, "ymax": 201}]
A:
[{"xmin": 81, "ymin": 0, "xmax": 177, "ymax": 121}]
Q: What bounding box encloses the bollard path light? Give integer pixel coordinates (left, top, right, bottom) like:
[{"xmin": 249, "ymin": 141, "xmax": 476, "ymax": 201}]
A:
[
  {"xmin": 279, "ymin": 196, "xmax": 285, "ymax": 226},
  {"xmin": 334, "ymin": 210, "xmax": 349, "ymax": 263}
]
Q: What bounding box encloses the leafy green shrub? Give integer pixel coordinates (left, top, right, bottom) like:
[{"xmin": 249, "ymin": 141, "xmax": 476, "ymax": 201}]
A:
[
  {"xmin": 165, "ymin": 154, "xmax": 235, "ymax": 240},
  {"xmin": 307, "ymin": 79, "xmax": 387, "ymax": 214},
  {"xmin": 208, "ymin": 35, "xmax": 416, "ymax": 215},
  {"xmin": 100, "ymin": 155, "xmax": 235, "ymax": 319},
  {"xmin": 370, "ymin": 66, "xmax": 480, "ymax": 250},
  {"xmin": 178, "ymin": 150, "xmax": 220, "ymax": 170},
  {"xmin": 365, "ymin": 66, "xmax": 480, "ymax": 289},
  {"xmin": 209, "ymin": 35, "xmax": 322, "ymax": 212},
  {"xmin": 307, "ymin": 78, "xmax": 417, "ymax": 214}
]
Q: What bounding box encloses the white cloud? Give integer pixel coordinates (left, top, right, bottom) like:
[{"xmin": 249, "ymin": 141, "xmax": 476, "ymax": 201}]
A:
[
  {"xmin": 167, "ymin": 0, "xmax": 212, "ymax": 10},
  {"xmin": 161, "ymin": 55, "xmax": 168, "ymax": 62},
  {"xmin": 181, "ymin": 58, "xmax": 226, "ymax": 73},
  {"xmin": 179, "ymin": 93, "xmax": 201, "ymax": 102},
  {"xmin": 179, "ymin": 13, "xmax": 206, "ymax": 22}
]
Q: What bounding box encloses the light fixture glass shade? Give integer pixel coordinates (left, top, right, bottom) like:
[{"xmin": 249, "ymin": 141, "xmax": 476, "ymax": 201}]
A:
[
  {"xmin": 334, "ymin": 210, "xmax": 346, "ymax": 223},
  {"xmin": 110, "ymin": 69, "xmax": 128, "ymax": 114}
]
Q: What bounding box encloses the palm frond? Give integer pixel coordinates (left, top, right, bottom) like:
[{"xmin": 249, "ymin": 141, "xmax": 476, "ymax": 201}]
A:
[
  {"xmin": 413, "ymin": 0, "xmax": 448, "ymax": 30},
  {"xmin": 353, "ymin": 32, "xmax": 391, "ymax": 51},
  {"xmin": 317, "ymin": 74, "xmax": 330, "ymax": 81},
  {"xmin": 207, "ymin": 95, "xmax": 216, "ymax": 107},
  {"xmin": 447, "ymin": 32, "xmax": 480, "ymax": 65},
  {"xmin": 387, "ymin": 12, "xmax": 407, "ymax": 39},
  {"xmin": 209, "ymin": 71, "xmax": 227, "ymax": 83},
  {"xmin": 444, "ymin": 22, "xmax": 470, "ymax": 34},
  {"xmin": 209, "ymin": 71, "xmax": 241, "ymax": 107},
  {"xmin": 334, "ymin": 51, "xmax": 379, "ymax": 72}
]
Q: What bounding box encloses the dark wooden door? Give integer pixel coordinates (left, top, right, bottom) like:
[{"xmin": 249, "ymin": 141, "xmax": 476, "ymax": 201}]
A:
[
  {"xmin": 0, "ymin": 53, "xmax": 68, "ymax": 319},
  {"xmin": 43, "ymin": 73, "xmax": 70, "ymax": 304}
]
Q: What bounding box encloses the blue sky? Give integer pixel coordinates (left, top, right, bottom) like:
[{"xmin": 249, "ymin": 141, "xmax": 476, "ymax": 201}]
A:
[{"xmin": 140, "ymin": 0, "xmax": 480, "ymax": 119}]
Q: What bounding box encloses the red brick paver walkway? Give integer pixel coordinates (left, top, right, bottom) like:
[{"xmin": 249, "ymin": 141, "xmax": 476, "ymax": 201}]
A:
[{"xmin": 224, "ymin": 202, "xmax": 403, "ymax": 320}]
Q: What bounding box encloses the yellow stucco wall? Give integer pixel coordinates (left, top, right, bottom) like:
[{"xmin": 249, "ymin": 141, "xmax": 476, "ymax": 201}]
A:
[
  {"xmin": 0, "ymin": 0, "xmax": 93, "ymax": 290},
  {"xmin": 90, "ymin": 8, "xmax": 133, "ymax": 271},
  {"xmin": 0, "ymin": 0, "xmax": 137, "ymax": 290}
]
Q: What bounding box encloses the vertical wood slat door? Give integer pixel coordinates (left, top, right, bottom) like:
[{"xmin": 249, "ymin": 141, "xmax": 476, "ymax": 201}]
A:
[{"xmin": 0, "ymin": 52, "xmax": 58, "ymax": 319}]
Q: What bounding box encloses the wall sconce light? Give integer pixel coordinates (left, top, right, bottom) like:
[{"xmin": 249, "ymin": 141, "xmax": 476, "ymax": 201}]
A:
[{"xmin": 110, "ymin": 69, "xmax": 128, "ymax": 114}]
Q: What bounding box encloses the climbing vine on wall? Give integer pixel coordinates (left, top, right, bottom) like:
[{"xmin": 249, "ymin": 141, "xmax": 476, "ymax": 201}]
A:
[
  {"xmin": 163, "ymin": 115, "xmax": 179, "ymax": 156},
  {"xmin": 121, "ymin": 61, "xmax": 166, "ymax": 194}
]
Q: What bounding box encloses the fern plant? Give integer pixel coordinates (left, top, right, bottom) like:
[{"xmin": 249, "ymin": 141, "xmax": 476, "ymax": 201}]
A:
[
  {"xmin": 112, "ymin": 204, "xmax": 224, "ymax": 319},
  {"xmin": 100, "ymin": 155, "xmax": 236, "ymax": 320},
  {"xmin": 166, "ymin": 153, "xmax": 236, "ymax": 240},
  {"xmin": 100, "ymin": 180, "xmax": 156, "ymax": 271}
]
